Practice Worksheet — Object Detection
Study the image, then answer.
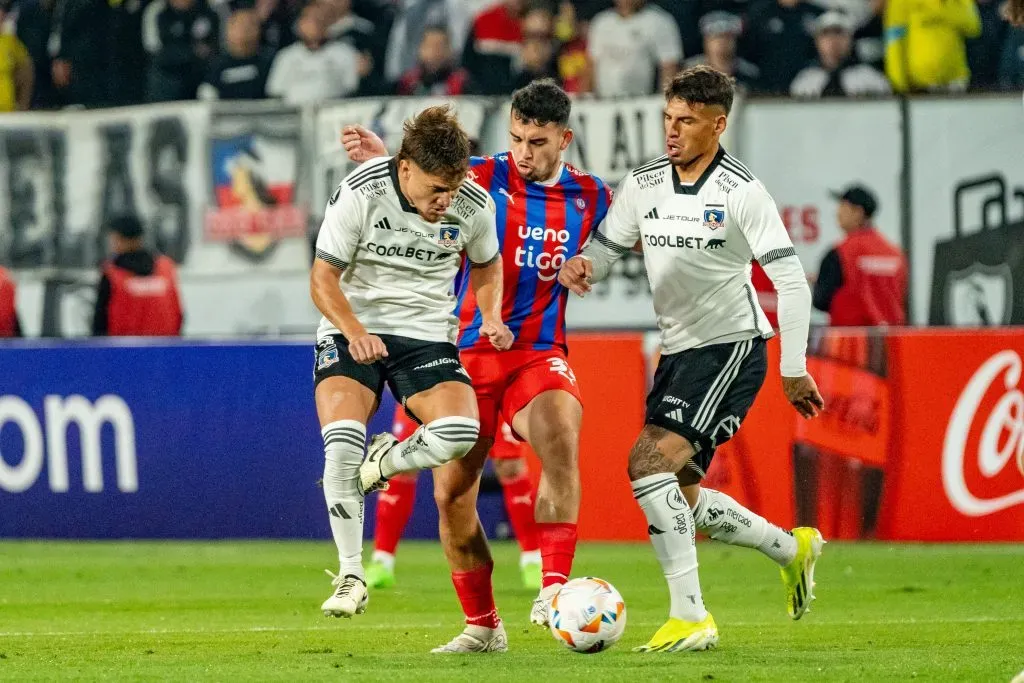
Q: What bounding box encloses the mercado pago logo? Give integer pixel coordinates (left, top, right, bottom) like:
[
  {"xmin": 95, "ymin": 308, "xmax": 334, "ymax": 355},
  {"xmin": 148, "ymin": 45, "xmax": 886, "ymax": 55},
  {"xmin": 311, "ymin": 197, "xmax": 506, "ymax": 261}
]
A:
[
  {"xmin": 0, "ymin": 395, "xmax": 138, "ymax": 494},
  {"xmin": 942, "ymin": 350, "xmax": 1024, "ymax": 516}
]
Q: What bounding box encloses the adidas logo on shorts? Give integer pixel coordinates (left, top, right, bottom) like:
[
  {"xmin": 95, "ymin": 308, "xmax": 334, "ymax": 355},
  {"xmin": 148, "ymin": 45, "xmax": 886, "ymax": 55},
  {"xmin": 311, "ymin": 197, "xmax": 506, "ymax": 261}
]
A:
[{"xmin": 664, "ymin": 408, "xmax": 686, "ymax": 423}]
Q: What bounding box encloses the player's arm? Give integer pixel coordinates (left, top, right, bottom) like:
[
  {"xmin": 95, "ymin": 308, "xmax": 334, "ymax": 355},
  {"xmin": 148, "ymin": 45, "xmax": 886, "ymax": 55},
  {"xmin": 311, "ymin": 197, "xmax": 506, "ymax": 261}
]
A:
[
  {"xmin": 310, "ymin": 182, "xmax": 387, "ymax": 364},
  {"xmin": 342, "ymin": 124, "xmax": 389, "ymax": 162},
  {"xmin": 465, "ymin": 201, "xmax": 513, "ymax": 350},
  {"xmin": 737, "ymin": 182, "xmax": 824, "ymax": 419},
  {"xmin": 559, "ymin": 175, "xmax": 639, "ymax": 296}
]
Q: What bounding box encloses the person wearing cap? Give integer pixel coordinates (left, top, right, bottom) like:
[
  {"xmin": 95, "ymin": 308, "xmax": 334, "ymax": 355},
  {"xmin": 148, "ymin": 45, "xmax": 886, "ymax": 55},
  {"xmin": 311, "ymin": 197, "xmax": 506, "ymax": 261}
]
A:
[
  {"xmin": 0, "ymin": 0, "xmax": 32, "ymax": 112},
  {"xmin": 813, "ymin": 186, "xmax": 907, "ymax": 327},
  {"xmin": 685, "ymin": 12, "xmax": 761, "ymax": 93},
  {"xmin": 0, "ymin": 266, "xmax": 22, "ymax": 337},
  {"xmin": 92, "ymin": 215, "xmax": 184, "ymax": 337},
  {"xmin": 791, "ymin": 11, "xmax": 890, "ymax": 97}
]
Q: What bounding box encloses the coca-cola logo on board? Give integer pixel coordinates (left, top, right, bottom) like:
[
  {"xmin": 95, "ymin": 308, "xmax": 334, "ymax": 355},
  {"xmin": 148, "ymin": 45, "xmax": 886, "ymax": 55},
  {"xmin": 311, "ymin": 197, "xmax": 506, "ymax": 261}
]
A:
[{"xmin": 942, "ymin": 350, "xmax": 1024, "ymax": 516}]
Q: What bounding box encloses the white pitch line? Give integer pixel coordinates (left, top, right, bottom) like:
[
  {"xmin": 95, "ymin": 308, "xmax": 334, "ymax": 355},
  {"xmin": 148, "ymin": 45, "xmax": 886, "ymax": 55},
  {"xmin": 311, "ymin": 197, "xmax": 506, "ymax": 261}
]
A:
[
  {"xmin": 0, "ymin": 623, "xmax": 444, "ymax": 638},
  {"xmin": 0, "ymin": 616, "xmax": 1020, "ymax": 638}
]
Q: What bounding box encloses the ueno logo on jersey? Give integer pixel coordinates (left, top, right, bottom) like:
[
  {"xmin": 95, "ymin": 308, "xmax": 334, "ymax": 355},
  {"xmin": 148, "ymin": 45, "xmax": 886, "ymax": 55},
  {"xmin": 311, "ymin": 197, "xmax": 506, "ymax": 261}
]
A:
[
  {"xmin": 942, "ymin": 350, "xmax": 1024, "ymax": 517},
  {"xmin": 515, "ymin": 225, "xmax": 572, "ymax": 282}
]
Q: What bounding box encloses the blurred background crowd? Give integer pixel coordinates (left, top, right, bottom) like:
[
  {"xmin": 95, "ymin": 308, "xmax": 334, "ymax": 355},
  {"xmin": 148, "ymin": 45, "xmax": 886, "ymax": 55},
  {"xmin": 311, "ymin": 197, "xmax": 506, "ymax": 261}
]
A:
[{"xmin": 1, "ymin": 0, "xmax": 1022, "ymax": 113}]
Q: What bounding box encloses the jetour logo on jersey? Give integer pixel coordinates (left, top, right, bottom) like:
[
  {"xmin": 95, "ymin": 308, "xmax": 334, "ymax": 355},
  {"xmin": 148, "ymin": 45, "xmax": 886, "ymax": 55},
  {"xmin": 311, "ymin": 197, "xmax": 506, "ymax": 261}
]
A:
[
  {"xmin": 515, "ymin": 225, "xmax": 572, "ymax": 282},
  {"xmin": 942, "ymin": 349, "xmax": 1024, "ymax": 516}
]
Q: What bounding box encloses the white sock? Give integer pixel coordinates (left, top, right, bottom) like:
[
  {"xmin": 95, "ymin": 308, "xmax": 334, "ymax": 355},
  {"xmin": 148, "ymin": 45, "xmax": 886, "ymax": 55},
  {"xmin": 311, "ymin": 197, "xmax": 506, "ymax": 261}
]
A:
[
  {"xmin": 371, "ymin": 550, "xmax": 395, "ymax": 571},
  {"xmin": 380, "ymin": 416, "xmax": 480, "ymax": 477},
  {"xmin": 322, "ymin": 420, "xmax": 366, "ymax": 580},
  {"xmin": 692, "ymin": 487, "xmax": 797, "ymax": 566},
  {"xmin": 632, "ymin": 474, "xmax": 707, "ymax": 623},
  {"xmin": 519, "ymin": 549, "xmax": 541, "ymax": 568}
]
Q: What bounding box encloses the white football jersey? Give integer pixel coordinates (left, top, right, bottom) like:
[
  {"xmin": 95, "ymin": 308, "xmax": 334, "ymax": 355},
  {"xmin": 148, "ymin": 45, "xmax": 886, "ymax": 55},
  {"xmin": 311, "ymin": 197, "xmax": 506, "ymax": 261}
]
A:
[
  {"xmin": 595, "ymin": 147, "xmax": 799, "ymax": 354},
  {"xmin": 315, "ymin": 156, "xmax": 499, "ymax": 344}
]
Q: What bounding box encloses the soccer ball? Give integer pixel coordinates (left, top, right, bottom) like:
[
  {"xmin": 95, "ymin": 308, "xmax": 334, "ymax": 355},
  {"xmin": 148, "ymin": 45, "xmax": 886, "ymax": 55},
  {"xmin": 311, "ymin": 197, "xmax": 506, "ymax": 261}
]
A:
[{"xmin": 549, "ymin": 577, "xmax": 627, "ymax": 653}]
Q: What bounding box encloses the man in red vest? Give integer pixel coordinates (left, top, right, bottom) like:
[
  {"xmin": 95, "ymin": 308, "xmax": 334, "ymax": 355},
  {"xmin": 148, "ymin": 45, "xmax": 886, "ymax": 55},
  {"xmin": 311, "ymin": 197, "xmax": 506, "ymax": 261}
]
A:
[
  {"xmin": 0, "ymin": 267, "xmax": 22, "ymax": 337},
  {"xmin": 813, "ymin": 185, "xmax": 908, "ymax": 326},
  {"xmin": 92, "ymin": 215, "xmax": 183, "ymax": 336}
]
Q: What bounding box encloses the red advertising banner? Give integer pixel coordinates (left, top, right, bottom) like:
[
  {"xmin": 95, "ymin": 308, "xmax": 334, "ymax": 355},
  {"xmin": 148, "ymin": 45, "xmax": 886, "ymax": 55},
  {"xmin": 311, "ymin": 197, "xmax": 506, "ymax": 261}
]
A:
[{"xmin": 568, "ymin": 329, "xmax": 1024, "ymax": 542}]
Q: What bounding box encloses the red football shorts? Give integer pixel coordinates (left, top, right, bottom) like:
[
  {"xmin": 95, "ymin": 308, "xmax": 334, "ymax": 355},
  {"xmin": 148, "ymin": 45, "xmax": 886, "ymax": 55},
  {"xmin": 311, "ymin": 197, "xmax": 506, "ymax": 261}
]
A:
[{"xmin": 461, "ymin": 347, "xmax": 582, "ymax": 443}]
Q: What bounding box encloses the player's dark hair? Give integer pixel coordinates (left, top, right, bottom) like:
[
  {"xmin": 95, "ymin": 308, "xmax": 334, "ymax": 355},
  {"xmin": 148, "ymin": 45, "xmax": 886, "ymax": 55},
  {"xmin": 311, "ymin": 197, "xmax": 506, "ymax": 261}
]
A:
[
  {"xmin": 510, "ymin": 78, "xmax": 571, "ymax": 128},
  {"xmin": 665, "ymin": 66, "xmax": 735, "ymax": 115},
  {"xmin": 397, "ymin": 105, "xmax": 471, "ymax": 184}
]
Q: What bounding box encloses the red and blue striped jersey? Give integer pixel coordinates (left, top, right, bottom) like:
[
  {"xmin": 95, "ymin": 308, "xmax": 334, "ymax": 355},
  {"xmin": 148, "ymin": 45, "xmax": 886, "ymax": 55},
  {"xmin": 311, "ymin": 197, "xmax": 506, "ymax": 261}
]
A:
[{"xmin": 455, "ymin": 154, "xmax": 612, "ymax": 352}]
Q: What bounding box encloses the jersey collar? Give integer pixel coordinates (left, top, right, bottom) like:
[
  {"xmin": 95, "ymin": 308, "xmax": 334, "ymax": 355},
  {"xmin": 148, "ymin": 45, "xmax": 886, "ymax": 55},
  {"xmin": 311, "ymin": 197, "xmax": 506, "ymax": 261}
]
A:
[
  {"xmin": 388, "ymin": 157, "xmax": 419, "ymax": 214},
  {"xmin": 672, "ymin": 146, "xmax": 726, "ymax": 196}
]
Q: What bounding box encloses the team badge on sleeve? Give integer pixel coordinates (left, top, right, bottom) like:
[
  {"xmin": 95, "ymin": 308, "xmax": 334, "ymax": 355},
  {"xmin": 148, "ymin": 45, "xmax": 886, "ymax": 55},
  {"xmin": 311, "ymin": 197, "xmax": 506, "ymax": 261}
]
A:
[
  {"xmin": 703, "ymin": 207, "xmax": 725, "ymax": 230},
  {"xmin": 438, "ymin": 225, "xmax": 461, "ymax": 247}
]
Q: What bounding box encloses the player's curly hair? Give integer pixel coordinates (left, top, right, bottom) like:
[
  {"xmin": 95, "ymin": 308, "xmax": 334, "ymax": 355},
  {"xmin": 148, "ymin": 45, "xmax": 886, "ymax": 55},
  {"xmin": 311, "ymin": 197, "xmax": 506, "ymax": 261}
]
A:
[
  {"xmin": 665, "ymin": 66, "xmax": 736, "ymax": 115},
  {"xmin": 511, "ymin": 78, "xmax": 571, "ymax": 127},
  {"xmin": 397, "ymin": 105, "xmax": 471, "ymax": 184},
  {"xmin": 1008, "ymin": 0, "xmax": 1024, "ymax": 26}
]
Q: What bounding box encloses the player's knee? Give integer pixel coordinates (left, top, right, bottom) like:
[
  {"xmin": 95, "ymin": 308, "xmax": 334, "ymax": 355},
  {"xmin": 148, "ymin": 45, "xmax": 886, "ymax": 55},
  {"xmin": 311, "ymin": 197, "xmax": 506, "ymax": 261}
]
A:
[
  {"xmin": 493, "ymin": 457, "xmax": 525, "ymax": 482},
  {"xmin": 422, "ymin": 416, "xmax": 480, "ymax": 465},
  {"xmin": 532, "ymin": 420, "xmax": 579, "ymax": 470},
  {"xmin": 627, "ymin": 425, "xmax": 681, "ymax": 481}
]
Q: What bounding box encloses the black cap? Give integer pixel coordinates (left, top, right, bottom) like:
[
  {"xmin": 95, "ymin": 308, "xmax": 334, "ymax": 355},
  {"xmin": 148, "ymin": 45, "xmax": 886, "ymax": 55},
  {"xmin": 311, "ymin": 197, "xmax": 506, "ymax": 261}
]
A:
[
  {"xmin": 830, "ymin": 185, "xmax": 877, "ymax": 217},
  {"xmin": 108, "ymin": 215, "xmax": 145, "ymax": 239}
]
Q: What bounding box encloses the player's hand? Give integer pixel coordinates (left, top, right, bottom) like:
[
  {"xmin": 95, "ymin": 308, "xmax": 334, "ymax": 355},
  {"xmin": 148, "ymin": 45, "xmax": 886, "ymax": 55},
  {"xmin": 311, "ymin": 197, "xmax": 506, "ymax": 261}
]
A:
[
  {"xmin": 782, "ymin": 374, "xmax": 825, "ymax": 419},
  {"xmin": 348, "ymin": 333, "xmax": 388, "ymax": 365},
  {"xmin": 479, "ymin": 319, "xmax": 514, "ymax": 351},
  {"xmin": 342, "ymin": 124, "xmax": 387, "ymax": 163},
  {"xmin": 558, "ymin": 256, "xmax": 593, "ymax": 297}
]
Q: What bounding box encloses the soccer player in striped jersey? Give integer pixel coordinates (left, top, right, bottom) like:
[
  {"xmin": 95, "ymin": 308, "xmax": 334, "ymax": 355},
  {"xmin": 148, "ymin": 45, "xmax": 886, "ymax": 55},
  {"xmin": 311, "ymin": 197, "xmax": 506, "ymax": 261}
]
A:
[
  {"xmin": 344, "ymin": 79, "xmax": 613, "ymax": 653},
  {"xmin": 561, "ymin": 66, "xmax": 826, "ymax": 653}
]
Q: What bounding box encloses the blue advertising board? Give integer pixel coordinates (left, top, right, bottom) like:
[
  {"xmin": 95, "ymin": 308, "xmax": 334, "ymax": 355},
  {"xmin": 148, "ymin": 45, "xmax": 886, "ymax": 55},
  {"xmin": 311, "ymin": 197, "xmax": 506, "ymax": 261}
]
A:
[{"xmin": 0, "ymin": 340, "xmax": 506, "ymax": 540}]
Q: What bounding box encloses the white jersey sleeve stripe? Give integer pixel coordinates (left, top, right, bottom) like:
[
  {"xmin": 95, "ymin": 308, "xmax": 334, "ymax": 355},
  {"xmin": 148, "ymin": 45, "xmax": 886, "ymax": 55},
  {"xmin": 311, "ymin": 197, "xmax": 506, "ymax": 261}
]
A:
[{"xmin": 758, "ymin": 246, "xmax": 797, "ymax": 266}]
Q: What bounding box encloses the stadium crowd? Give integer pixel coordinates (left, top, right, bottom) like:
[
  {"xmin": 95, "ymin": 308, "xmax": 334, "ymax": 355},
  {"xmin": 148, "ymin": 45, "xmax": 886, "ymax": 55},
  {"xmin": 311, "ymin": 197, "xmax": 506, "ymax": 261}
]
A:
[{"xmin": 0, "ymin": 0, "xmax": 1022, "ymax": 111}]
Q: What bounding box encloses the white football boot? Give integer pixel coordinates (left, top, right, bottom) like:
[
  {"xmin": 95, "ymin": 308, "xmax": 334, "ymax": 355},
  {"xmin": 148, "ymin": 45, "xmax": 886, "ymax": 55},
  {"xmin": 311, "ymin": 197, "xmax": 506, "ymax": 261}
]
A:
[
  {"xmin": 529, "ymin": 583, "xmax": 562, "ymax": 628},
  {"xmin": 431, "ymin": 622, "xmax": 508, "ymax": 654},
  {"xmin": 321, "ymin": 570, "xmax": 368, "ymax": 618},
  {"xmin": 358, "ymin": 434, "xmax": 394, "ymax": 495}
]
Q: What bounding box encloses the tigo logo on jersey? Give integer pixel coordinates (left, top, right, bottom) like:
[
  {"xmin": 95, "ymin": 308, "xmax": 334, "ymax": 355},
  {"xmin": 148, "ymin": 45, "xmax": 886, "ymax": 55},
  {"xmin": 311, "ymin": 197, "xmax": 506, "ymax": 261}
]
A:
[
  {"xmin": 438, "ymin": 226, "xmax": 461, "ymax": 248},
  {"xmin": 703, "ymin": 207, "xmax": 725, "ymax": 230}
]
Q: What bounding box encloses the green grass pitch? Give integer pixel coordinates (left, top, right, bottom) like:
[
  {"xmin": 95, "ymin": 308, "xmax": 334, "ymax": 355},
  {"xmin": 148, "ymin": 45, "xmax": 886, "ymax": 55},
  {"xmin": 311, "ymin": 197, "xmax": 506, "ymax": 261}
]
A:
[{"xmin": 0, "ymin": 540, "xmax": 1021, "ymax": 681}]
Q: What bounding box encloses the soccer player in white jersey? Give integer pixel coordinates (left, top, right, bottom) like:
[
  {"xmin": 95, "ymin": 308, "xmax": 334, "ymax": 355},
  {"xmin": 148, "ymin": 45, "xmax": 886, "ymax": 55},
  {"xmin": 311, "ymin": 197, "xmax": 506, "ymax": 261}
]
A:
[
  {"xmin": 560, "ymin": 66, "xmax": 826, "ymax": 653},
  {"xmin": 311, "ymin": 106, "xmax": 512, "ymax": 620}
]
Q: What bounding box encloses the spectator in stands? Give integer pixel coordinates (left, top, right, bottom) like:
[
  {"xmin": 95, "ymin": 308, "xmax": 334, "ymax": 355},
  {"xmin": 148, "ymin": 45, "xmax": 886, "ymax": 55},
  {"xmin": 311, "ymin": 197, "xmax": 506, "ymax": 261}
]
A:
[
  {"xmin": 265, "ymin": 2, "xmax": 360, "ymax": 104},
  {"xmin": 0, "ymin": 266, "xmax": 22, "ymax": 337},
  {"xmin": 199, "ymin": 9, "xmax": 273, "ymax": 100},
  {"xmin": 967, "ymin": 0, "xmax": 1008, "ymax": 89},
  {"xmin": 685, "ymin": 12, "xmax": 761, "ymax": 94},
  {"xmin": 791, "ymin": 11, "xmax": 890, "ymax": 97},
  {"xmin": 386, "ymin": 0, "xmax": 484, "ymax": 84},
  {"xmin": 513, "ymin": 4, "xmax": 559, "ymax": 89},
  {"xmin": 813, "ymin": 185, "xmax": 907, "ymax": 327},
  {"xmin": 320, "ymin": 0, "xmax": 377, "ymax": 92},
  {"xmin": 0, "ymin": 0, "xmax": 33, "ymax": 111},
  {"xmin": 461, "ymin": 0, "xmax": 526, "ymax": 95},
  {"xmin": 554, "ymin": 0, "xmax": 591, "ymax": 94},
  {"xmin": 588, "ymin": 0, "xmax": 682, "ymax": 98},
  {"xmin": 999, "ymin": 20, "xmax": 1024, "ymax": 89},
  {"xmin": 742, "ymin": 0, "xmax": 822, "ymax": 94},
  {"xmin": 93, "ymin": 216, "xmax": 184, "ymax": 338},
  {"xmin": 107, "ymin": 0, "xmax": 150, "ymax": 106},
  {"xmin": 395, "ymin": 25, "xmax": 473, "ymax": 95},
  {"xmin": 884, "ymin": 0, "xmax": 980, "ymax": 92},
  {"xmin": 143, "ymin": 0, "xmax": 220, "ymax": 102},
  {"xmin": 16, "ymin": 0, "xmax": 106, "ymax": 108}
]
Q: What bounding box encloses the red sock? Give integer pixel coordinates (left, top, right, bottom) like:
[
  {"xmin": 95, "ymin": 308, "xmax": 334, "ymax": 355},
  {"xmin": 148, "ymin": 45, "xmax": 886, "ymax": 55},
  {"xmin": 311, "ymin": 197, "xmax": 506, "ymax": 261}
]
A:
[
  {"xmin": 373, "ymin": 475, "xmax": 417, "ymax": 555},
  {"xmin": 451, "ymin": 562, "xmax": 500, "ymax": 628},
  {"xmin": 538, "ymin": 522, "xmax": 577, "ymax": 588},
  {"xmin": 499, "ymin": 474, "xmax": 539, "ymax": 553}
]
